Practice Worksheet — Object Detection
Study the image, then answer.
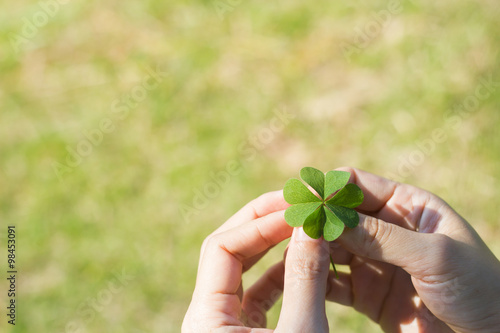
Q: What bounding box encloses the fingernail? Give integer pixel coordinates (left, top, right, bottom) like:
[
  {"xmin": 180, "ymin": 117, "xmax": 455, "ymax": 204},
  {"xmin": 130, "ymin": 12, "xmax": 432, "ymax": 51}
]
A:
[{"xmin": 296, "ymin": 227, "xmax": 317, "ymax": 242}]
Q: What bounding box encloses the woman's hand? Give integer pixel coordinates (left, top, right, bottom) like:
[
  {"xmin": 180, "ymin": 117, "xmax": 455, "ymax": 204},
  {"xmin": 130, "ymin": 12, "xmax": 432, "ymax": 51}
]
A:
[
  {"xmin": 326, "ymin": 167, "xmax": 500, "ymax": 332},
  {"xmin": 182, "ymin": 190, "xmax": 332, "ymax": 332}
]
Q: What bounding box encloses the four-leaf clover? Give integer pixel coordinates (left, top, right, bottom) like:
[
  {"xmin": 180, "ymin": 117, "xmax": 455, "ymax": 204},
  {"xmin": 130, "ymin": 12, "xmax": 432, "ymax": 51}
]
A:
[{"xmin": 283, "ymin": 167, "xmax": 364, "ymax": 241}]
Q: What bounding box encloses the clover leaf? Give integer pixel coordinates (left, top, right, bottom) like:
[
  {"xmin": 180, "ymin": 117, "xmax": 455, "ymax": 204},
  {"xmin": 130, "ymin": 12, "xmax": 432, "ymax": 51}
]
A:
[
  {"xmin": 284, "ymin": 167, "xmax": 364, "ymax": 277},
  {"xmin": 284, "ymin": 167, "xmax": 364, "ymax": 241}
]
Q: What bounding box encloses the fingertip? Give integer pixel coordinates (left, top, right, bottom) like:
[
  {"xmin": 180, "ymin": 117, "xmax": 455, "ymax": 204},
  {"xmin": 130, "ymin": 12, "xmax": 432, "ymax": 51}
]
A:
[
  {"xmin": 336, "ymin": 168, "xmax": 401, "ymax": 213},
  {"xmin": 294, "ymin": 227, "xmax": 324, "ymax": 243},
  {"xmin": 281, "ymin": 228, "xmax": 330, "ymax": 302}
]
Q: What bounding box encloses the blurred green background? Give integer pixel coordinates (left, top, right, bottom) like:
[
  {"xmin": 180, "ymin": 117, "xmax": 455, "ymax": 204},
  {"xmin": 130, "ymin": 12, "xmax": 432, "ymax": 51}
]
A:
[{"xmin": 1, "ymin": 0, "xmax": 499, "ymax": 332}]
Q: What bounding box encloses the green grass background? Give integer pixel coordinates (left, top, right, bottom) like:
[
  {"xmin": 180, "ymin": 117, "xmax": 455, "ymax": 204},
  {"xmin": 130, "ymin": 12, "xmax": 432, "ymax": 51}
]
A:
[{"xmin": 1, "ymin": 0, "xmax": 499, "ymax": 332}]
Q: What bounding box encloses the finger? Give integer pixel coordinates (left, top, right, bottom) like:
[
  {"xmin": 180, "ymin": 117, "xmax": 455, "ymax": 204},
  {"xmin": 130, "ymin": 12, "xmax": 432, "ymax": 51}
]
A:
[
  {"xmin": 336, "ymin": 167, "xmax": 449, "ymax": 231},
  {"xmin": 335, "ymin": 167, "xmax": 399, "ymax": 213},
  {"xmin": 337, "ymin": 167, "xmax": 483, "ymax": 248},
  {"xmin": 377, "ymin": 268, "xmax": 418, "ymax": 332},
  {"xmin": 242, "ymin": 262, "xmax": 285, "ymax": 328},
  {"xmin": 287, "ymin": 241, "xmax": 353, "ymax": 266},
  {"xmin": 276, "ymin": 227, "xmax": 330, "ymax": 332},
  {"xmin": 325, "ymin": 256, "xmax": 398, "ymax": 320},
  {"xmin": 199, "ymin": 191, "xmax": 289, "ymax": 271},
  {"xmin": 196, "ymin": 210, "xmax": 292, "ymax": 296},
  {"xmin": 338, "ymin": 212, "xmax": 438, "ymax": 279},
  {"xmin": 329, "ymin": 242, "xmax": 354, "ymax": 265},
  {"xmin": 350, "ymin": 256, "xmax": 398, "ymax": 322},
  {"xmin": 216, "ymin": 190, "xmax": 289, "ymax": 234},
  {"xmin": 283, "ymin": 242, "xmax": 353, "ymax": 271},
  {"xmin": 198, "ymin": 190, "xmax": 288, "ymax": 271},
  {"xmin": 325, "ymin": 270, "xmax": 353, "ymax": 306}
]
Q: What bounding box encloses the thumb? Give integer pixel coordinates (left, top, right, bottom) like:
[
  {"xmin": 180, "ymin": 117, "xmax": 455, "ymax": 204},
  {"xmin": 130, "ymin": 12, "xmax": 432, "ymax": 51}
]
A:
[
  {"xmin": 338, "ymin": 213, "xmax": 437, "ymax": 278},
  {"xmin": 276, "ymin": 227, "xmax": 329, "ymax": 333}
]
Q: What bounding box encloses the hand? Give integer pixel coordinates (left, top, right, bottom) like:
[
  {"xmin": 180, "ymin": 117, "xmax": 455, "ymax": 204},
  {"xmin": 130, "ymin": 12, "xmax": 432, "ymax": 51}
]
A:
[
  {"xmin": 326, "ymin": 167, "xmax": 500, "ymax": 332},
  {"xmin": 182, "ymin": 191, "xmax": 331, "ymax": 332}
]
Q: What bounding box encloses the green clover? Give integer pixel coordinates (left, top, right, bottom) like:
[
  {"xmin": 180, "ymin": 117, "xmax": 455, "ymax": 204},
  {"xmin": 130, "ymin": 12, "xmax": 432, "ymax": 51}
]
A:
[{"xmin": 283, "ymin": 167, "xmax": 364, "ymax": 241}]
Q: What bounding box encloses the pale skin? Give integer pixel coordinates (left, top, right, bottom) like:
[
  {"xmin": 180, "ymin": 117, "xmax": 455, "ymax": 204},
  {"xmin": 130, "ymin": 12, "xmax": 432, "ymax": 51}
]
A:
[{"xmin": 182, "ymin": 167, "xmax": 500, "ymax": 332}]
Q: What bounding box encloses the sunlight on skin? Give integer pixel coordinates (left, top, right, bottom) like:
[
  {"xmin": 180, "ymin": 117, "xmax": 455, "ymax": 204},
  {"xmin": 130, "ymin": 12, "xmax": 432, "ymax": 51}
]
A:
[
  {"xmin": 365, "ymin": 262, "xmax": 384, "ymax": 275},
  {"xmin": 400, "ymin": 317, "xmax": 419, "ymax": 333},
  {"xmin": 399, "ymin": 296, "xmax": 422, "ymax": 333},
  {"xmin": 413, "ymin": 295, "xmax": 421, "ymax": 308}
]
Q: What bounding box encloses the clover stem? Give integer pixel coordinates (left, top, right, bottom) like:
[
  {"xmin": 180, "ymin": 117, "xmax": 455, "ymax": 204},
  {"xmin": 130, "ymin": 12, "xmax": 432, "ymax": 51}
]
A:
[{"xmin": 329, "ymin": 254, "xmax": 339, "ymax": 279}]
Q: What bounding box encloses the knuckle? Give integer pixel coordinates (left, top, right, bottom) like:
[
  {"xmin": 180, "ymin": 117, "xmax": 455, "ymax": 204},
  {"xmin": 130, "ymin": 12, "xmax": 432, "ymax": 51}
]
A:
[
  {"xmin": 361, "ymin": 216, "xmax": 392, "ymax": 256},
  {"xmin": 415, "ymin": 234, "xmax": 459, "ymax": 280},
  {"xmin": 429, "ymin": 233, "xmax": 457, "ymax": 263},
  {"xmin": 201, "ymin": 233, "xmax": 221, "ymax": 253},
  {"xmin": 291, "ymin": 258, "xmax": 324, "ymax": 281},
  {"xmin": 288, "ymin": 244, "xmax": 329, "ymax": 281}
]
